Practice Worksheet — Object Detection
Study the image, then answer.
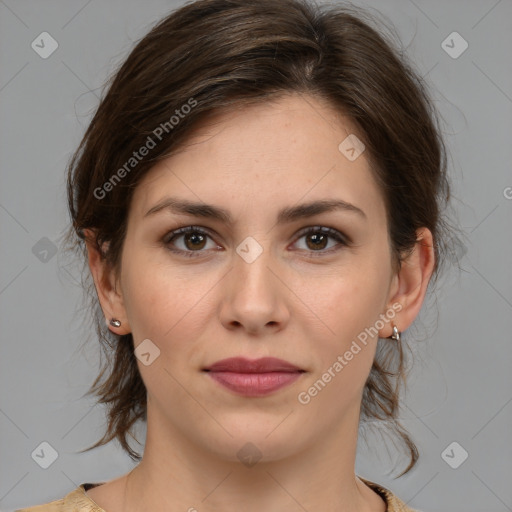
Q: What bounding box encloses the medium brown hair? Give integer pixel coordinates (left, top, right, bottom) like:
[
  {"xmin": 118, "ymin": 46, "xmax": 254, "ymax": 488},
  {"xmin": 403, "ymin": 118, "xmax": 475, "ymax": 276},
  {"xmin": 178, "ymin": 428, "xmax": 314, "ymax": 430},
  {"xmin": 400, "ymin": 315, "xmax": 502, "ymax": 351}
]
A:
[{"xmin": 60, "ymin": 0, "xmax": 461, "ymax": 477}]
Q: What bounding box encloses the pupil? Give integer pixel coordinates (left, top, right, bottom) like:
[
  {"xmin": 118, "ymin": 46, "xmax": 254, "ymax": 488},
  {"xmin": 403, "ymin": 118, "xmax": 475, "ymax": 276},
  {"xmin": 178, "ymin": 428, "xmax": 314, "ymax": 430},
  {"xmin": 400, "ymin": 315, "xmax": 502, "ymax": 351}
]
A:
[
  {"xmin": 186, "ymin": 233, "xmax": 205, "ymax": 249},
  {"xmin": 308, "ymin": 233, "xmax": 327, "ymax": 250}
]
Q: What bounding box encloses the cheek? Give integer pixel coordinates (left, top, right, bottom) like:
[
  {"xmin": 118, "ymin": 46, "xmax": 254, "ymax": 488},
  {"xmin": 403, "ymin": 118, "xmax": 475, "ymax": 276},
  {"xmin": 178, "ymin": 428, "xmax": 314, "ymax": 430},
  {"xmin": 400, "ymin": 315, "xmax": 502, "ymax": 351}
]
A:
[
  {"xmin": 120, "ymin": 252, "xmax": 219, "ymax": 347},
  {"xmin": 120, "ymin": 257, "xmax": 216, "ymax": 394},
  {"xmin": 301, "ymin": 253, "xmax": 391, "ymax": 389},
  {"xmin": 295, "ymin": 278, "xmax": 386, "ymax": 420},
  {"xmin": 308, "ymin": 264, "xmax": 389, "ymax": 338}
]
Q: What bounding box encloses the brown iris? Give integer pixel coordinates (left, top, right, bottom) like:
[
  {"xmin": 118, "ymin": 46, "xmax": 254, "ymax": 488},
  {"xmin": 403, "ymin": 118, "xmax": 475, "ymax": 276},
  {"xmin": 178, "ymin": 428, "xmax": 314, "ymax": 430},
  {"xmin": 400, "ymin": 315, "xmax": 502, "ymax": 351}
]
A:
[
  {"xmin": 306, "ymin": 232, "xmax": 328, "ymax": 250},
  {"xmin": 184, "ymin": 232, "xmax": 207, "ymax": 250}
]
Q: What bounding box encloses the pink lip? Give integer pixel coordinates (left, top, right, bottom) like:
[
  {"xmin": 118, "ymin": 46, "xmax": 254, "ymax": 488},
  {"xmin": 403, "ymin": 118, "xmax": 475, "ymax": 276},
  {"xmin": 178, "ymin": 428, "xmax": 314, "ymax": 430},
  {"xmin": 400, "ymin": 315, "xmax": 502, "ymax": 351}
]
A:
[{"xmin": 203, "ymin": 357, "xmax": 305, "ymax": 397}]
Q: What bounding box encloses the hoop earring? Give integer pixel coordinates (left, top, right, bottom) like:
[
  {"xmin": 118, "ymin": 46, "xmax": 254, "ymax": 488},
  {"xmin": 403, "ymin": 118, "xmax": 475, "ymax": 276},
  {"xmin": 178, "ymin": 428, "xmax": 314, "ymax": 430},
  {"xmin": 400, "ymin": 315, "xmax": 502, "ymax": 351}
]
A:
[
  {"xmin": 389, "ymin": 324, "xmax": 401, "ymax": 342},
  {"xmin": 109, "ymin": 318, "xmax": 121, "ymax": 328}
]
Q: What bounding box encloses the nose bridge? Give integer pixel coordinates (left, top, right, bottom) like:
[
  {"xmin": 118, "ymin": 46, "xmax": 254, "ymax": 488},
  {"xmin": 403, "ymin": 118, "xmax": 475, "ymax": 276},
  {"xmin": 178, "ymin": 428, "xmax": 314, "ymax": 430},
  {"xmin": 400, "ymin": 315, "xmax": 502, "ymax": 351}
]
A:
[
  {"xmin": 220, "ymin": 233, "xmax": 289, "ymax": 332},
  {"xmin": 232, "ymin": 234, "xmax": 275, "ymax": 296}
]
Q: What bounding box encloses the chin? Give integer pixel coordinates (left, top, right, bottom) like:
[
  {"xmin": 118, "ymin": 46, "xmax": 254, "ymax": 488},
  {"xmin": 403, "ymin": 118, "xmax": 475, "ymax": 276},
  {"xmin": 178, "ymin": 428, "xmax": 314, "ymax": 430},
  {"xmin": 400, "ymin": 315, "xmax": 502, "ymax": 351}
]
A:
[{"xmin": 193, "ymin": 419, "xmax": 306, "ymax": 465}]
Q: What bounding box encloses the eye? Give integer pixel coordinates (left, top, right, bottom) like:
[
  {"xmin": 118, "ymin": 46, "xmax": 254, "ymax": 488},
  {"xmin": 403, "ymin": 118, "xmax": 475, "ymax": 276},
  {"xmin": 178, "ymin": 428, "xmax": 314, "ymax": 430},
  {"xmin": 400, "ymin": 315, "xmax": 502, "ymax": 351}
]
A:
[
  {"xmin": 162, "ymin": 225, "xmax": 349, "ymax": 258},
  {"xmin": 163, "ymin": 226, "xmax": 221, "ymax": 257},
  {"xmin": 292, "ymin": 226, "xmax": 349, "ymax": 256}
]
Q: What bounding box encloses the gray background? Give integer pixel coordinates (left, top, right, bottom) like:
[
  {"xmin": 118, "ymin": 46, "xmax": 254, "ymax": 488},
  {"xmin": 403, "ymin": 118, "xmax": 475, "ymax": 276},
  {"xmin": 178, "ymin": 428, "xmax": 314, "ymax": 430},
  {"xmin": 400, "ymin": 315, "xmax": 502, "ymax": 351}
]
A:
[{"xmin": 1, "ymin": 1, "xmax": 511, "ymax": 511}]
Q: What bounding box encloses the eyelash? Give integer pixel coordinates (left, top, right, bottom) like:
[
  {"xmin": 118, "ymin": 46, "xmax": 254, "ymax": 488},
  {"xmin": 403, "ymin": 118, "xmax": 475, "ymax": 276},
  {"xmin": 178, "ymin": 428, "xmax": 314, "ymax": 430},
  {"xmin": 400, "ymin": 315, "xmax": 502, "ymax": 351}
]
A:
[{"xmin": 162, "ymin": 225, "xmax": 349, "ymax": 259}]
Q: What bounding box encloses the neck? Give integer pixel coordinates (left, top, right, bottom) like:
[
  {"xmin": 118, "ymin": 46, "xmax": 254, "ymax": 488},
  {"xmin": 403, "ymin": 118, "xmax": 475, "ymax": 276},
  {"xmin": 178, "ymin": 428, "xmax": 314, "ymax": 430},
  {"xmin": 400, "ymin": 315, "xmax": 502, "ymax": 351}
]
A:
[{"xmin": 121, "ymin": 403, "xmax": 386, "ymax": 512}]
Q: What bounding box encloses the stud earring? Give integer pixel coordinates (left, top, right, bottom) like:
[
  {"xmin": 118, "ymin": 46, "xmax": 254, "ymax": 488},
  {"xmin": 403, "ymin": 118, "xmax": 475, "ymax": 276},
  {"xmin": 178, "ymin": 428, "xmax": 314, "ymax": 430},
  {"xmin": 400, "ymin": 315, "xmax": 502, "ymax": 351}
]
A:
[{"xmin": 109, "ymin": 318, "xmax": 121, "ymax": 328}]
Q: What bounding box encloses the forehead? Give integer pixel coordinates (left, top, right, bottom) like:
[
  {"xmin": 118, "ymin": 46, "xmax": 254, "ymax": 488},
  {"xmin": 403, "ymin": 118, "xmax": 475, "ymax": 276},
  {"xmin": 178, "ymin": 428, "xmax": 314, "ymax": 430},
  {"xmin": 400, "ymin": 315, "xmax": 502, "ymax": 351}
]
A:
[{"xmin": 130, "ymin": 93, "xmax": 385, "ymax": 224}]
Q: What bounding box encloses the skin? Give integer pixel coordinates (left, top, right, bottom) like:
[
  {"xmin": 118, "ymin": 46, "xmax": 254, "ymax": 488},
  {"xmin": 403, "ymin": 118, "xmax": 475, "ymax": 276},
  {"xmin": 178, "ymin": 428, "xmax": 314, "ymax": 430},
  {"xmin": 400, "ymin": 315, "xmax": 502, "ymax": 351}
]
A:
[{"xmin": 84, "ymin": 92, "xmax": 434, "ymax": 512}]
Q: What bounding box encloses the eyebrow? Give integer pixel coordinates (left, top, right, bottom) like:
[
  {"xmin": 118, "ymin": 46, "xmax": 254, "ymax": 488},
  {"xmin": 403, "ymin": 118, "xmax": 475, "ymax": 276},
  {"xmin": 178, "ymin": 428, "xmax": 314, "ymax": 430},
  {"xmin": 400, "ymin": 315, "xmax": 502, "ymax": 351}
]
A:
[{"xmin": 144, "ymin": 196, "xmax": 367, "ymax": 224}]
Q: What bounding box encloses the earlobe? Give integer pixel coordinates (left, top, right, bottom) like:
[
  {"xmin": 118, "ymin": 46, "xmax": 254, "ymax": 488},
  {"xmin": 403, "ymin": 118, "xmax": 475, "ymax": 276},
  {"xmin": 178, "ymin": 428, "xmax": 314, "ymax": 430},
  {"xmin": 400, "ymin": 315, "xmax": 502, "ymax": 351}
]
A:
[
  {"xmin": 83, "ymin": 228, "xmax": 131, "ymax": 335},
  {"xmin": 379, "ymin": 227, "xmax": 435, "ymax": 339}
]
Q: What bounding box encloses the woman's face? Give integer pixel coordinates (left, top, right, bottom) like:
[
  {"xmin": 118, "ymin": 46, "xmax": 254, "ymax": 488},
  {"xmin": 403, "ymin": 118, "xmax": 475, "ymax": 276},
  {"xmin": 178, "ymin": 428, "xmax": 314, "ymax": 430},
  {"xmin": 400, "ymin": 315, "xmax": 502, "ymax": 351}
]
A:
[{"xmin": 113, "ymin": 93, "xmax": 401, "ymax": 462}]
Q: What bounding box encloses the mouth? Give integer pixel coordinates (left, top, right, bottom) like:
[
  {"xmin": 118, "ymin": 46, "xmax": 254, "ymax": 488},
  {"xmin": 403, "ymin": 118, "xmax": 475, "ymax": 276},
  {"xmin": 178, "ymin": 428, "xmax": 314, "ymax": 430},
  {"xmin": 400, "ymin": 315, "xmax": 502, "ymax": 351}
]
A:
[{"xmin": 202, "ymin": 357, "xmax": 306, "ymax": 397}]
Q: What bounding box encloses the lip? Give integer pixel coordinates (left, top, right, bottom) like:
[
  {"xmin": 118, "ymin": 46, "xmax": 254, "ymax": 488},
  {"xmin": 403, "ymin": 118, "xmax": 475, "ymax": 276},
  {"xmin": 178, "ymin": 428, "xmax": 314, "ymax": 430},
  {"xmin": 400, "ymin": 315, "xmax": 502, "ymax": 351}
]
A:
[
  {"xmin": 203, "ymin": 357, "xmax": 305, "ymax": 397},
  {"xmin": 204, "ymin": 357, "xmax": 303, "ymax": 373}
]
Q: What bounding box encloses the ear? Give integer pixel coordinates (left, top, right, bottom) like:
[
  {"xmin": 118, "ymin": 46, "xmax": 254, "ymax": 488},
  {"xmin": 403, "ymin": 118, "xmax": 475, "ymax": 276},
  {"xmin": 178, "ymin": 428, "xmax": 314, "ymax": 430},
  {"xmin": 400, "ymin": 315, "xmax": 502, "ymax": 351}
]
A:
[
  {"xmin": 378, "ymin": 227, "xmax": 435, "ymax": 338},
  {"xmin": 83, "ymin": 228, "xmax": 131, "ymax": 335}
]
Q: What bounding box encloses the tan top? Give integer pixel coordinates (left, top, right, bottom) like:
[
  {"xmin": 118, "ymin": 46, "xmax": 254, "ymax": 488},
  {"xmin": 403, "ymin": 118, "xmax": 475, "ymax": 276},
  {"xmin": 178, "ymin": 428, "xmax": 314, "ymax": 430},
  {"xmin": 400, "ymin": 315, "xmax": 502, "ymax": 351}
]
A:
[{"xmin": 15, "ymin": 478, "xmax": 421, "ymax": 512}]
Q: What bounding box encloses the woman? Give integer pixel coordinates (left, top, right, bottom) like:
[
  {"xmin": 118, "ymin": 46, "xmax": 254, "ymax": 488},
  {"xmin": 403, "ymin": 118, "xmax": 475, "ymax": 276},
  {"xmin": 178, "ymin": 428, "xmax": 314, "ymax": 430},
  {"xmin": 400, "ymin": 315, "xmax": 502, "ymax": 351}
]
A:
[{"xmin": 17, "ymin": 0, "xmax": 459, "ymax": 510}]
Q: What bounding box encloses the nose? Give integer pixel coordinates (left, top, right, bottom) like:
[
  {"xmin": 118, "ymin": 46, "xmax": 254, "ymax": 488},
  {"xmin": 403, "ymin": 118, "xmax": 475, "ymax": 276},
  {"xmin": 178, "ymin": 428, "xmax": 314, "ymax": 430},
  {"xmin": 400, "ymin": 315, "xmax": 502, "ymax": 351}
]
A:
[{"xmin": 219, "ymin": 241, "xmax": 290, "ymax": 336}]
